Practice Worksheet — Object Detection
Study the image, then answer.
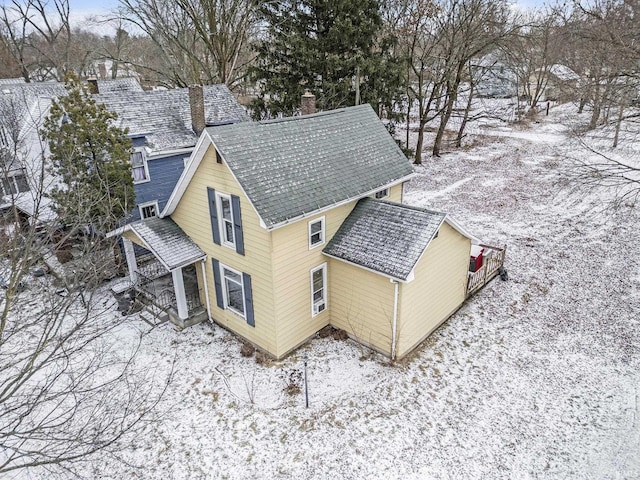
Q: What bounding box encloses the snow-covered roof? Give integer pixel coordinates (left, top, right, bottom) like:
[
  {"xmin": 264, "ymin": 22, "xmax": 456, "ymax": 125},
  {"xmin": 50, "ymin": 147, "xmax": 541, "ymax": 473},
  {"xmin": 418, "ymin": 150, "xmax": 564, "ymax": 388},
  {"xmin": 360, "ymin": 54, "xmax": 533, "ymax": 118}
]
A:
[
  {"xmin": 0, "ymin": 192, "xmax": 56, "ymax": 224},
  {"xmin": 94, "ymin": 84, "xmax": 250, "ymax": 153},
  {"xmin": 0, "ymin": 81, "xmax": 66, "ymax": 138},
  {"xmin": 165, "ymin": 104, "xmax": 415, "ymax": 230},
  {"xmin": 0, "ymin": 78, "xmax": 26, "ymax": 85},
  {"xmin": 96, "ymin": 77, "xmax": 144, "ymax": 95},
  {"xmin": 323, "ymin": 198, "xmax": 470, "ymax": 282},
  {"xmin": 110, "ymin": 217, "xmax": 205, "ymax": 271},
  {"xmin": 549, "ymin": 64, "xmax": 580, "ymax": 82}
]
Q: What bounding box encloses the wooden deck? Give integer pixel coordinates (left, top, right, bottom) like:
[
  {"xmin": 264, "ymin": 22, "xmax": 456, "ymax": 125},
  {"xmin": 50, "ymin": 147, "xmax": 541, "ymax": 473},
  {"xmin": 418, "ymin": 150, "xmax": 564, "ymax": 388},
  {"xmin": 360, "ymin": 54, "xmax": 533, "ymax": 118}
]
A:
[{"xmin": 466, "ymin": 244, "xmax": 507, "ymax": 298}]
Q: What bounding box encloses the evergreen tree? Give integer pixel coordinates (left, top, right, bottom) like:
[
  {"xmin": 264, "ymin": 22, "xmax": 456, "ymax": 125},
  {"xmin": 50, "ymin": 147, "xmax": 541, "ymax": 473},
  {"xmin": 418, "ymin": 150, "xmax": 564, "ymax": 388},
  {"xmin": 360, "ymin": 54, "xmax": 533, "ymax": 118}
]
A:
[
  {"xmin": 251, "ymin": 0, "xmax": 403, "ymax": 118},
  {"xmin": 43, "ymin": 73, "xmax": 135, "ymax": 232}
]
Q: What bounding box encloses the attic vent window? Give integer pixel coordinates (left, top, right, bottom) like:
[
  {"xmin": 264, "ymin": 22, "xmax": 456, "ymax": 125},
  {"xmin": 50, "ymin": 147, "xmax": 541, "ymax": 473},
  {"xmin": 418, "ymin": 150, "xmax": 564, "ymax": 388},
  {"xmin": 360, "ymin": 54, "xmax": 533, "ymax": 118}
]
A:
[
  {"xmin": 374, "ymin": 188, "xmax": 389, "ymax": 199},
  {"xmin": 139, "ymin": 201, "xmax": 158, "ymax": 219},
  {"xmin": 216, "ymin": 150, "xmax": 222, "ymax": 164}
]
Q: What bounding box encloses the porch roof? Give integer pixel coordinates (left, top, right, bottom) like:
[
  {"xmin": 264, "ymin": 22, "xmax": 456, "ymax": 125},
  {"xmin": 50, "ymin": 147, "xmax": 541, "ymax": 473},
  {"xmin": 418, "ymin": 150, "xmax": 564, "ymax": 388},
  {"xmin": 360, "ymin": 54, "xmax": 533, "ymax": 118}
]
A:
[{"xmin": 114, "ymin": 217, "xmax": 205, "ymax": 271}]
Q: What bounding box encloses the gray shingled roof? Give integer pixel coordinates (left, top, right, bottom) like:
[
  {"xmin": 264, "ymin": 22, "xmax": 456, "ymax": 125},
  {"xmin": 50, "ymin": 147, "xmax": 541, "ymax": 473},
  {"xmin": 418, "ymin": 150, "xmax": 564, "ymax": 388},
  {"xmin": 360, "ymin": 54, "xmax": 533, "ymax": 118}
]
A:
[
  {"xmin": 96, "ymin": 77, "xmax": 144, "ymax": 94},
  {"xmin": 206, "ymin": 104, "xmax": 414, "ymax": 228},
  {"xmin": 0, "ymin": 81, "xmax": 66, "ymax": 137},
  {"xmin": 0, "ymin": 78, "xmax": 26, "ymax": 85},
  {"xmin": 130, "ymin": 217, "xmax": 205, "ymax": 271},
  {"xmin": 95, "ymin": 84, "xmax": 250, "ymax": 152},
  {"xmin": 323, "ymin": 198, "xmax": 446, "ymax": 281}
]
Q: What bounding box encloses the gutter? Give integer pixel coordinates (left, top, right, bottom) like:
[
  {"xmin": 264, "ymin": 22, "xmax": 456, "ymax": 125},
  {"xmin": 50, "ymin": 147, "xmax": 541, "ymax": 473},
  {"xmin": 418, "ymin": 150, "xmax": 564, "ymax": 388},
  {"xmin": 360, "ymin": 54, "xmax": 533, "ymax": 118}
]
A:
[{"xmin": 391, "ymin": 279, "xmax": 399, "ymax": 361}]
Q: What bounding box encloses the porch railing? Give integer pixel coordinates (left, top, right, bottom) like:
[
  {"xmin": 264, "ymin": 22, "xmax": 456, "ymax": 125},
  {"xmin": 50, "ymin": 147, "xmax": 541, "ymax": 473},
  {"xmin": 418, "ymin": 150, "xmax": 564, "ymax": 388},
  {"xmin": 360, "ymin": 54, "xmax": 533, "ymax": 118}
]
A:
[
  {"xmin": 186, "ymin": 289, "xmax": 204, "ymax": 314},
  {"xmin": 466, "ymin": 244, "xmax": 506, "ymax": 297}
]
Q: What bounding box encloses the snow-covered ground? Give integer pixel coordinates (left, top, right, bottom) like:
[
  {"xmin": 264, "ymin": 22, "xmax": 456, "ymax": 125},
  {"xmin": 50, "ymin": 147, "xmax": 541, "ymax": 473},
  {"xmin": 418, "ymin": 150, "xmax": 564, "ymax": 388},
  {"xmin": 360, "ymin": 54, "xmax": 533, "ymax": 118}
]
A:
[{"xmin": 19, "ymin": 104, "xmax": 640, "ymax": 479}]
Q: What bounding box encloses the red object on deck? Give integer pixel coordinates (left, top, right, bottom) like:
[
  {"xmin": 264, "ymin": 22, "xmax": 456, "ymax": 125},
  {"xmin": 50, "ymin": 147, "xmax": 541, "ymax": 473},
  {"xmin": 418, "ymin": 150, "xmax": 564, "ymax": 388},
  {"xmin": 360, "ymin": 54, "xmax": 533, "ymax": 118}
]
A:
[{"xmin": 469, "ymin": 245, "xmax": 484, "ymax": 272}]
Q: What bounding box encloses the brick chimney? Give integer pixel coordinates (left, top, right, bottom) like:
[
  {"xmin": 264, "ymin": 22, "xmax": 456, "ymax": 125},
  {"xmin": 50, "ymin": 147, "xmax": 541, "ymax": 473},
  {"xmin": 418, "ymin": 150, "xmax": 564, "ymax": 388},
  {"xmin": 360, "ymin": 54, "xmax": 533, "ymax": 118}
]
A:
[
  {"xmin": 189, "ymin": 85, "xmax": 206, "ymax": 135},
  {"xmin": 301, "ymin": 90, "xmax": 316, "ymax": 115},
  {"xmin": 87, "ymin": 77, "xmax": 98, "ymax": 94}
]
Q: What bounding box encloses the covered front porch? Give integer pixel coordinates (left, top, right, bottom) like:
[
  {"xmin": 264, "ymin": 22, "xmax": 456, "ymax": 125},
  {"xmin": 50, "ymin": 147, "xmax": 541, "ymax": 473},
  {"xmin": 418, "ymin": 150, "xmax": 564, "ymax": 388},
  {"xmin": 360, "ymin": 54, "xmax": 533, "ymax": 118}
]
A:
[{"xmin": 111, "ymin": 217, "xmax": 210, "ymax": 328}]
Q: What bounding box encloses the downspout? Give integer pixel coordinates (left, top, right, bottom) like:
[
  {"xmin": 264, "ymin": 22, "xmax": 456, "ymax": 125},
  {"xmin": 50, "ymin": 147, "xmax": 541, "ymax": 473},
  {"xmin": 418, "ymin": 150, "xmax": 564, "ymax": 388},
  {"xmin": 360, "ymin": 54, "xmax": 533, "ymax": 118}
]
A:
[
  {"xmin": 391, "ymin": 279, "xmax": 399, "ymax": 361},
  {"xmin": 201, "ymin": 259, "xmax": 212, "ymax": 321}
]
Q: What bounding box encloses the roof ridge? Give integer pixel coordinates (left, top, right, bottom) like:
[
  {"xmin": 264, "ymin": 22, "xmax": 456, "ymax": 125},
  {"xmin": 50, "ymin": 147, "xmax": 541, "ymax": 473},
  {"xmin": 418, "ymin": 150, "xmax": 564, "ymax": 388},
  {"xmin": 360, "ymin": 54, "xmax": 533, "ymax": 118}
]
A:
[
  {"xmin": 368, "ymin": 197, "xmax": 447, "ymax": 217},
  {"xmin": 258, "ymin": 108, "xmax": 346, "ymax": 125}
]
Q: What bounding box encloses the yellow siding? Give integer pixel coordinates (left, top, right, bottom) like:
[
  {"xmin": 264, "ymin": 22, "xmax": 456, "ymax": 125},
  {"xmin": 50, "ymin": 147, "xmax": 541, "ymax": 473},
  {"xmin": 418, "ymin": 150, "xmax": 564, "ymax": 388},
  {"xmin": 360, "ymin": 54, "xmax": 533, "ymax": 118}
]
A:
[
  {"xmin": 171, "ymin": 145, "xmax": 278, "ymax": 355},
  {"xmin": 270, "ymin": 202, "xmax": 356, "ymax": 357},
  {"xmin": 396, "ymin": 222, "xmax": 470, "ymax": 358},
  {"xmin": 328, "ymin": 259, "xmax": 396, "ymax": 355}
]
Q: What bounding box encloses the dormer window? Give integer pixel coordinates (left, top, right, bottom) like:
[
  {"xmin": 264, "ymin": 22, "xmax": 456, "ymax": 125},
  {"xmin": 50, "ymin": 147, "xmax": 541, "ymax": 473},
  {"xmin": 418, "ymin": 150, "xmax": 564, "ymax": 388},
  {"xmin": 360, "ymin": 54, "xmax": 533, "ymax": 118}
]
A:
[{"xmin": 131, "ymin": 150, "xmax": 149, "ymax": 183}]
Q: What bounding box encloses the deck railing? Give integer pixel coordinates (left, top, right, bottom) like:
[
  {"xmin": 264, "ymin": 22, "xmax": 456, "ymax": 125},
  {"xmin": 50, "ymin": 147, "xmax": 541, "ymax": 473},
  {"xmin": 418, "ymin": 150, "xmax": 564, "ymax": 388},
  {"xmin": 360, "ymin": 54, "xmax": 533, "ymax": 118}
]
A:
[{"xmin": 466, "ymin": 244, "xmax": 506, "ymax": 297}]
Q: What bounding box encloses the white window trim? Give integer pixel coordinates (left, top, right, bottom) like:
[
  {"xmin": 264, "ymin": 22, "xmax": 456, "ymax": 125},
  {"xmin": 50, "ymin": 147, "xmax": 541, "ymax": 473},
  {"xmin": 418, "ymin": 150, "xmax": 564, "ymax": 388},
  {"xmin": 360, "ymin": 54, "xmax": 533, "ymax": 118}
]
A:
[
  {"xmin": 138, "ymin": 200, "xmax": 159, "ymax": 219},
  {"xmin": 310, "ymin": 263, "xmax": 327, "ymax": 317},
  {"xmin": 216, "ymin": 191, "xmax": 236, "ymax": 250},
  {"xmin": 374, "ymin": 188, "xmax": 389, "ymax": 199},
  {"xmin": 308, "ymin": 216, "xmax": 326, "ymax": 250},
  {"xmin": 132, "ymin": 149, "xmax": 150, "ymax": 185},
  {"xmin": 220, "ymin": 262, "xmax": 246, "ymax": 319}
]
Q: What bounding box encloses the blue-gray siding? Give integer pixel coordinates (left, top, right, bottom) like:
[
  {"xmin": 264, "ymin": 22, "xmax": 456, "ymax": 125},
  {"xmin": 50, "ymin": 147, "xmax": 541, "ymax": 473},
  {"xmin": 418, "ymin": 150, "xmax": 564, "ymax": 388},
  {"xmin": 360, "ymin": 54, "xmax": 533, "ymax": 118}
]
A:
[{"xmin": 130, "ymin": 152, "xmax": 190, "ymax": 222}]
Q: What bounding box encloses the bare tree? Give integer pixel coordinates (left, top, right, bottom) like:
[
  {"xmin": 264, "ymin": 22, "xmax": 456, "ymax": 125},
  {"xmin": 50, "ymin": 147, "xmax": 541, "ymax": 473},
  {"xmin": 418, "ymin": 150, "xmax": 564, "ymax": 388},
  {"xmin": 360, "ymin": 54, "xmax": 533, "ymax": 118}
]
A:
[
  {"xmin": 119, "ymin": 0, "xmax": 258, "ymax": 88},
  {"xmin": 0, "ymin": 89, "xmax": 172, "ymax": 477},
  {"xmin": 0, "ymin": 0, "xmax": 73, "ymax": 81},
  {"xmin": 430, "ymin": 0, "xmax": 516, "ymax": 157},
  {"xmin": 390, "ymin": 0, "xmax": 447, "ymax": 164}
]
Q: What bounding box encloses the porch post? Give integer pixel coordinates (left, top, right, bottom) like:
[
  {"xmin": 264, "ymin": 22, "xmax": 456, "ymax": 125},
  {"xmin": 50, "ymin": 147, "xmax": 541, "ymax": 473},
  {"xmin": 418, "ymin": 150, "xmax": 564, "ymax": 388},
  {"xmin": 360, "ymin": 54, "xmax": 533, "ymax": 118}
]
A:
[
  {"xmin": 172, "ymin": 267, "xmax": 189, "ymax": 320},
  {"xmin": 123, "ymin": 238, "xmax": 138, "ymax": 283}
]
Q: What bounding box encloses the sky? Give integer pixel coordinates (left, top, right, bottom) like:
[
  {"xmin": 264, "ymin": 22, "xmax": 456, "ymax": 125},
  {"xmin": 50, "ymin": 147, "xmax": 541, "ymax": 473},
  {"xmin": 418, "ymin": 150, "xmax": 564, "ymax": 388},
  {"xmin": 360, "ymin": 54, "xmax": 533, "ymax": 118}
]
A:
[{"xmin": 66, "ymin": 0, "xmax": 549, "ymax": 19}]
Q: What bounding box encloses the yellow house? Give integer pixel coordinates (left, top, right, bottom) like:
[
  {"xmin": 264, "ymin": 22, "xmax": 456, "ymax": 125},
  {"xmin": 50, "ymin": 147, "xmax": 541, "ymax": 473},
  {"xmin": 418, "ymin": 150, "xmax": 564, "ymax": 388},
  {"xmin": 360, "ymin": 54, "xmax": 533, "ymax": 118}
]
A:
[{"xmin": 112, "ymin": 104, "xmax": 501, "ymax": 360}]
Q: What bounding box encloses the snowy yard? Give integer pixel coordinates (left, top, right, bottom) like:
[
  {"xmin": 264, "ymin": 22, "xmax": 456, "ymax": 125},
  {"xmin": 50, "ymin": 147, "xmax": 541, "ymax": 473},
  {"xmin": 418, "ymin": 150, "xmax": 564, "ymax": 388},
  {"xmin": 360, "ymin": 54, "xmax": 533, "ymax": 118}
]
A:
[{"xmin": 22, "ymin": 104, "xmax": 640, "ymax": 479}]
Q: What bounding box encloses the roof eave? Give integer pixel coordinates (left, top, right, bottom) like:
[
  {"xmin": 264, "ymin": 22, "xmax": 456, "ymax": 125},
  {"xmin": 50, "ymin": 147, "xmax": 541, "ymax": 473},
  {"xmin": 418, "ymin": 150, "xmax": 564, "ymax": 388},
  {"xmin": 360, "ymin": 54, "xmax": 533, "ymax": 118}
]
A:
[
  {"xmin": 161, "ymin": 131, "xmax": 212, "ymax": 217},
  {"xmin": 322, "ymin": 251, "xmax": 410, "ymax": 283},
  {"xmin": 265, "ymin": 172, "xmax": 417, "ymax": 231}
]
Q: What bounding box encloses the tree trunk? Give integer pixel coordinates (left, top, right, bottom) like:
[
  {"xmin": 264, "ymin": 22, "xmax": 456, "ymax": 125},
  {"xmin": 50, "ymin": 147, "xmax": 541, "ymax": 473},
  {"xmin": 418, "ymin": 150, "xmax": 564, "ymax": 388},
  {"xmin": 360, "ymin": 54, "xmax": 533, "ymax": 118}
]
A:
[
  {"xmin": 612, "ymin": 101, "xmax": 624, "ymax": 148},
  {"xmin": 456, "ymin": 80, "xmax": 475, "ymax": 148}
]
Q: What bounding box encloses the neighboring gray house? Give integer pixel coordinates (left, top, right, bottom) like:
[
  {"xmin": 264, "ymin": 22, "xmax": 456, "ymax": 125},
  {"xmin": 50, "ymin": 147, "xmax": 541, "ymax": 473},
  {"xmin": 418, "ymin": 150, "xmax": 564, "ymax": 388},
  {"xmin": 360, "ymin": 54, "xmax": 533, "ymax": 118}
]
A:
[
  {"xmin": 0, "ymin": 81, "xmax": 66, "ymax": 223},
  {"xmin": 0, "ymin": 78, "xmax": 249, "ymax": 226},
  {"xmin": 473, "ymin": 53, "xmax": 518, "ymax": 98},
  {"xmin": 95, "ymin": 83, "xmax": 250, "ymax": 222}
]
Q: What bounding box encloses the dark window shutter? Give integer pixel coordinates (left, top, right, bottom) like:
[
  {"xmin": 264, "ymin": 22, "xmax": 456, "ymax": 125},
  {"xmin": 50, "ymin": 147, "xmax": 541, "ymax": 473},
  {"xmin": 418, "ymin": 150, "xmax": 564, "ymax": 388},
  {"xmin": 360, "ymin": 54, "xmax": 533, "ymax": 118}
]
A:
[
  {"xmin": 231, "ymin": 195, "xmax": 244, "ymax": 255},
  {"xmin": 211, "ymin": 258, "xmax": 224, "ymax": 309},
  {"xmin": 207, "ymin": 187, "xmax": 221, "ymax": 245},
  {"xmin": 243, "ymin": 273, "xmax": 254, "ymax": 327}
]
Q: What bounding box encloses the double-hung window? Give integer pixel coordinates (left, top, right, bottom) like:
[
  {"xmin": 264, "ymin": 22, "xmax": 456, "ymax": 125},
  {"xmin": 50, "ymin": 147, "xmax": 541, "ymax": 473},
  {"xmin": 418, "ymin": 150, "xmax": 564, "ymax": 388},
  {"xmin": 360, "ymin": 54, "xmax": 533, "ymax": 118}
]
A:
[
  {"xmin": 222, "ymin": 265, "xmax": 245, "ymax": 317},
  {"xmin": 212, "ymin": 259, "xmax": 255, "ymax": 326},
  {"xmin": 308, "ymin": 216, "xmax": 325, "ymax": 249},
  {"xmin": 131, "ymin": 150, "xmax": 149, "ymax": 183},
  {"xmin": 217, "ymin": 192, "xmax": 235, "ymax": 248},
  {"xmin": 207, "ymin": 187, "xmax": 245, "ymax": 255},
  {"xmin": 310, "ymin": 263, "xmax": 327, "ymax": 316},
  {"xmin": 1, "ymin": 174, "xmax": 29, "ymax": 197}
]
